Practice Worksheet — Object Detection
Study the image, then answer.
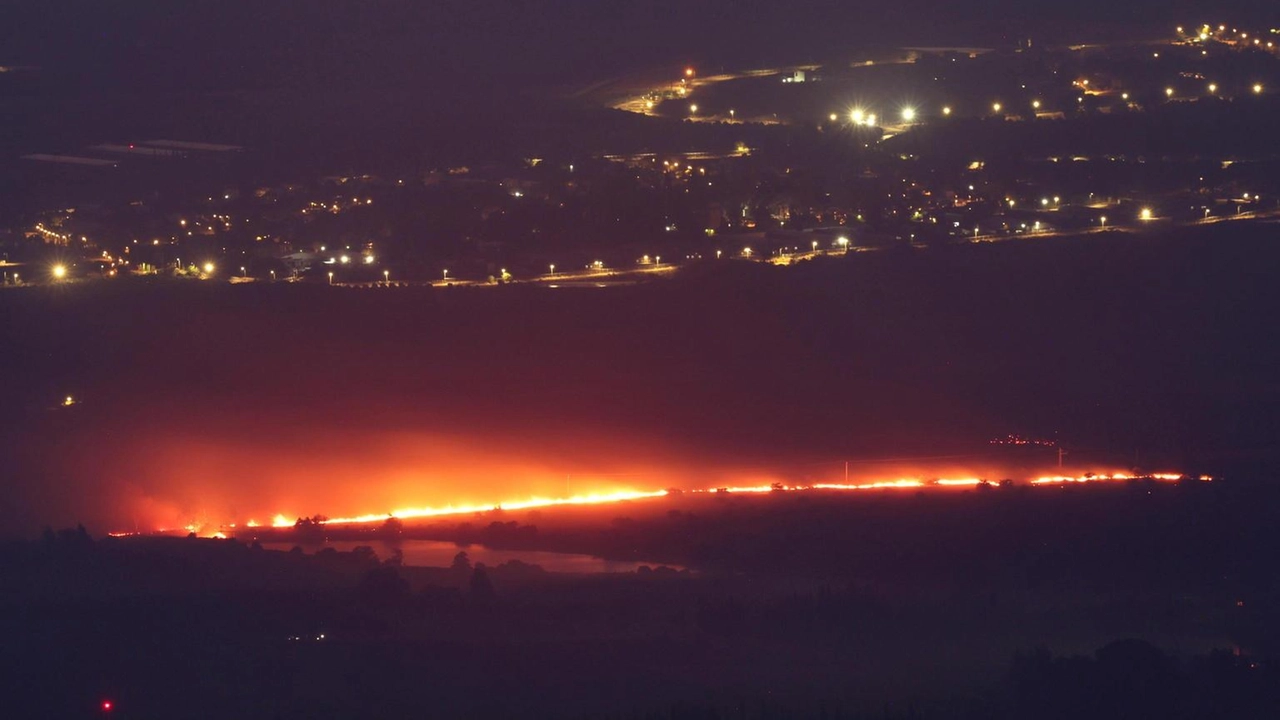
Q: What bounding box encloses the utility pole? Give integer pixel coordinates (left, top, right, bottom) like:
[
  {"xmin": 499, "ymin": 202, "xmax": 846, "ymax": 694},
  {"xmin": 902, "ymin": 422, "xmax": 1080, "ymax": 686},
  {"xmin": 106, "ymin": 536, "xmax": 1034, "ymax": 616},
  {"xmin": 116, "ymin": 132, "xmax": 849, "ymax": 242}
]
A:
[
  {"xmin": 844, "ymin": 461, "xmax": 849, "ymax": 484},
  {"xmin": 1058, "ymin": 447, "xmax": 1067, "ymax": 469}
]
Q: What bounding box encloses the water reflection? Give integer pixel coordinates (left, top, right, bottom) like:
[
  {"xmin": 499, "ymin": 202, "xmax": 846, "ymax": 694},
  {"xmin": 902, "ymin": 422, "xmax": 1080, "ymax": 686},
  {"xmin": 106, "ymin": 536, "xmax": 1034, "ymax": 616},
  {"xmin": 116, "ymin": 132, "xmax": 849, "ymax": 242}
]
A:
[{"xmin": 263, "ymin": 539, "xmax": 681, "ymax": 573}]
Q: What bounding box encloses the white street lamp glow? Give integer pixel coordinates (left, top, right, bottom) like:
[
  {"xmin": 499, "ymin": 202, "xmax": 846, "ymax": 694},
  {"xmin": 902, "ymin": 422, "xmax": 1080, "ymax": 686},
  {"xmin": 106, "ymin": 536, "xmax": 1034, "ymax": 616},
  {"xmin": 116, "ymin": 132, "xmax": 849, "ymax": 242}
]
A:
[{"xmin": 901, "ymin": 107, "xmax": 916, "ymax": 122}]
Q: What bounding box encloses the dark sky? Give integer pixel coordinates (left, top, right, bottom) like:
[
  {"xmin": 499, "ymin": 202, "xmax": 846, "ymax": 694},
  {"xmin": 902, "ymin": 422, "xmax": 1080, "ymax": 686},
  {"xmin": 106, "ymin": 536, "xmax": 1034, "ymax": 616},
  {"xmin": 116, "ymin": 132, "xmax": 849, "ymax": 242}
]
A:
[{"xmin": 5, "ymin": 1, "xmax": 1280, "ymax": 91}]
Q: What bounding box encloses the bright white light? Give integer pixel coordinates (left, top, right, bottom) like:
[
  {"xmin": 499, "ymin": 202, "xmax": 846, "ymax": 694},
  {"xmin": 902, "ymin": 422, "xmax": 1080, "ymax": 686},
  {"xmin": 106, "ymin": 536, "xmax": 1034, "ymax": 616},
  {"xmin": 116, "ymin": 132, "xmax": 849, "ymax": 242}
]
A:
[{"xmin": 901, "ymin": 107, "xmax": 916, "ymax": 122}]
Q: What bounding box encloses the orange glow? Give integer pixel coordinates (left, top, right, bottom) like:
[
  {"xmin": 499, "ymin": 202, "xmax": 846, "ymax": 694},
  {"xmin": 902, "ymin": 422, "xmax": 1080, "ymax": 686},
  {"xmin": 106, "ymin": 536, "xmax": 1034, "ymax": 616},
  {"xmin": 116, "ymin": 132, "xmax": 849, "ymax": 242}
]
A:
[
  {"xmin": 320, "ymin": 489, "xmax": 669, "ymax": 526},
  {"xmin": 157, "ymin": 470, "xmax": 1214, "ymax": 536}
]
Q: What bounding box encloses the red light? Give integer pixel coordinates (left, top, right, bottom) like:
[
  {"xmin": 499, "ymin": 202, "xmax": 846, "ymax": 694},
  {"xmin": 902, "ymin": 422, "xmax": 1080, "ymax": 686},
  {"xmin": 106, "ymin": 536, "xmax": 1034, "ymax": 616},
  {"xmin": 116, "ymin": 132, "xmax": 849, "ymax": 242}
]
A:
[{"xmin": 101, "ymin": 700, "xmax": 113, "ymax": 712}]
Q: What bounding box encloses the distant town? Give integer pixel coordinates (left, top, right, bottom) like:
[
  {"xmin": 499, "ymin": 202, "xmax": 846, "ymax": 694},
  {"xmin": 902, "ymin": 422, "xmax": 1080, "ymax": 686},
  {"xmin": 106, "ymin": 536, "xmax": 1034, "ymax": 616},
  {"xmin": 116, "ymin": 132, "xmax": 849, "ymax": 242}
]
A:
[{"xmin": 4, "ymin": 23, "xmax": 1279, "ymax": 288}]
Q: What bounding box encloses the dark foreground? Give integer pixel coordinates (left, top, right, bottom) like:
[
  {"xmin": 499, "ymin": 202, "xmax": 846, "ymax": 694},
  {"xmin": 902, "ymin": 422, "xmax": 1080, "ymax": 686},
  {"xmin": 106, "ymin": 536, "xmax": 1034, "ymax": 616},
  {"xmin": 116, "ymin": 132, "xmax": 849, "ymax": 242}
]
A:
[{"xmin": 4, "ymin": 480, "xmax": 1280, "ymax": 719}]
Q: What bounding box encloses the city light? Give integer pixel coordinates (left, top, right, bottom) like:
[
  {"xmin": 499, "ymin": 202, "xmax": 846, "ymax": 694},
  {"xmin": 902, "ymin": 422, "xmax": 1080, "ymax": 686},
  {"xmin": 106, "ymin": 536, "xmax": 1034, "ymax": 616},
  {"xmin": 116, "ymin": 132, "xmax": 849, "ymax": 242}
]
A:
[
  {"xmin": 1254, "ymin": 83, "xmax": 1264, "ymax": 94},
  {"xmin": 850, "ymin": 108, "xmax": 865, "ymax": 124},
  {"xmin": 1166, "ymin": 87, "xmax": 1175, "ymax": 97},
  {"xmin": 1208, "ymin": 83, "xmax": 1217, "ymax": 94},
  {"xmin": 1032, "ymin": 99, "xmax": 1041, "ymax": 109},
  {"xmin": 1140, "ymin": 208, "xmax": 1154, "ymax": 221},
  {"xmin": 689, "ymin": 104, "xmax": 698, "ymax": 114},
  {"xmin": 992, "ymin": 102, "xmax": 1002, "ymax": 113},
  {"xmin": 901, "ymin": 106, "xmax": 916, "ymax": 122},
  {"xmin": 942, "ymin": 106, "xmax": 952, "ymax": 116},
  {"xmin": 203, "ymin": 262, "xmax": 215, "ymax": 274},
  {"xmin": 51, "ymin": 264, "xmax": 67, "ymax": 279}
]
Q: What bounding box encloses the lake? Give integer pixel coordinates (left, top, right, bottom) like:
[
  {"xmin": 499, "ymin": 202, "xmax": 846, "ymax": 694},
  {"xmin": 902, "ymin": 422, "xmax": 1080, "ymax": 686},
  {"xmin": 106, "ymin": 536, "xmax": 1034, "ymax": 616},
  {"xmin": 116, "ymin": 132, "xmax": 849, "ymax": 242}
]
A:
[{"xmin": 262, "ymin": 539, "xmax": 679, "ymax": 574}]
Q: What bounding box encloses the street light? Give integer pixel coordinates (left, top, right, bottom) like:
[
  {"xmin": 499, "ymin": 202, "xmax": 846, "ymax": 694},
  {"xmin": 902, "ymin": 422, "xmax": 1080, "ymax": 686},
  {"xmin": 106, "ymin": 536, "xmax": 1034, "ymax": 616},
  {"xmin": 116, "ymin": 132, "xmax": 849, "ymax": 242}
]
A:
[
  {"xmin": 52, "ymin": 264, "xmax": 67, "ymax": 280},
  {"xmin": 992, "ymin": 102, "xmax": 1002, "ymax": 113},
  {"xmin": 442, "ymin": 269, "xmax": 449, "ymax": 281},
  {"xmin": 327, "ymin": 271, "xmax": 334, "ymax": 285},
  {"xmin": 1100, "ymin": 216, "xmax": 1107, "ymax": 228},
  {"xmin": 1140, "ymin": 208, "xmax": 1153, "ymax": 221},
  {"xmin": 549, "ymin": 263, "xmax": 555, "ymax": 275},
  {"xmin": 203, "ymin": 262, "xmax": 215, "ymax": 274},
  {"xmin": 1254, "ymin": 83, "xmax": 1264, "ymax": 94},
  {"xmin": 942, "ymin": 106, "xmax": 952, "ymax": 116},
  {"xmin": 901, "ymin": 107, "xmax": 916, "ymax": 122},
  {"xmin": 689, "ymin": 104, "xmax": 698, "ymax": 115},
  {"xmin": 240, "ymin": 266, "xmax": 246, "ymax": 277},
  {"xmin": 812, "ymin": 240, "xmax": 819, "ymax": 252},
  {"xmin": 1208, "ymin": 83, "xmax": 1217, "ymax": 94},
  {"xmin": 1032, "ymin": 100, "xmax": 1041, "ymax": 110},
  {"xmin": 383, "ymin": 269, "xmax": 389, "ymax": 284},
  {"xmin": 837, "ymin": 236, "xmax": 849, "ymax": 253},
  {"xmin": 1165, "ymin": 87, "xmax": 1175, "ymax": 98}
]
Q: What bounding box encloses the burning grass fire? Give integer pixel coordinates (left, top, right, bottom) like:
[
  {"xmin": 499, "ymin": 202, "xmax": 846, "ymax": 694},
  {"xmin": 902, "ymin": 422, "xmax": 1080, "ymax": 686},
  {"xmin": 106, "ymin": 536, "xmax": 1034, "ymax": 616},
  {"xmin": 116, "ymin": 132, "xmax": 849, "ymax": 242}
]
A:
[{"xmin": 118, "ymin": 470, "xmax": 1213, "ymax": 538}]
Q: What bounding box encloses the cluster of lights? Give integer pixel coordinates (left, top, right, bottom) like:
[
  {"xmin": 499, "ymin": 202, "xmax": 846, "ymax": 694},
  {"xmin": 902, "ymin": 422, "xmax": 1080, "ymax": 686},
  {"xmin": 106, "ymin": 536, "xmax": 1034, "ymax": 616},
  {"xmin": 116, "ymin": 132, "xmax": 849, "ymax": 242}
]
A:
[{"xmin": 849, "ymin": 109, "xmax": 877, "ymax": 127}]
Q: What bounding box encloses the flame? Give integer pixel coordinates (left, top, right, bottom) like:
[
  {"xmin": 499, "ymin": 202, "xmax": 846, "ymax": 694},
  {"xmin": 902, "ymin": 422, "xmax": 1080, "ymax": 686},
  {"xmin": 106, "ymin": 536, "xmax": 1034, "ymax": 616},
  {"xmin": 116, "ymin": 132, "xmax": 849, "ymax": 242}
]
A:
[
  {"xmin": 1030, "ymin": 472, "xmax": 1195, "ymax": 485},
  {"xmin": 321, "ymin": 489, "xmax": 668, "ymax": 526},
  {"xmin": 130, "ymin": 471, "xmax": 1212, "ymax": 537}
]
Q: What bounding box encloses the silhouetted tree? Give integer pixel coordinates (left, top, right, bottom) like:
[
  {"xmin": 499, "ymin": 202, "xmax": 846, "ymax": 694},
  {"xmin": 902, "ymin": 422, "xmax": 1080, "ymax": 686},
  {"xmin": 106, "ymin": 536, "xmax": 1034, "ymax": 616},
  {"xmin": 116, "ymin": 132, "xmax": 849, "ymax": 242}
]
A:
[
  {"xmin": 451, "ymin": 551, "xmax": 471, "ymax": 573},
  {"xmin": 469, "ymin": 563, "xmax": 496, "ymax": 603},
  {"xmin": 358, "ymin": 566, "xmax": 411, "ymax": 605}
]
